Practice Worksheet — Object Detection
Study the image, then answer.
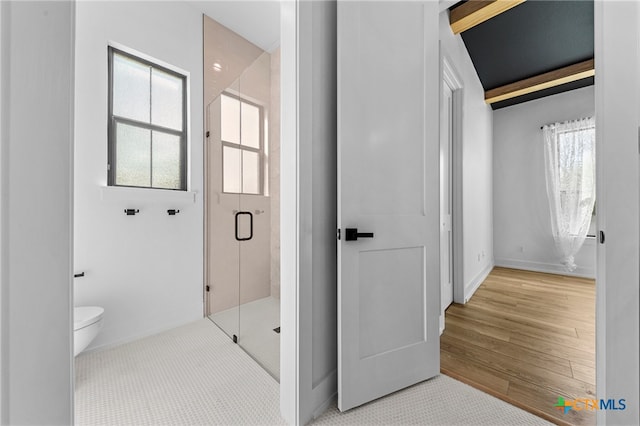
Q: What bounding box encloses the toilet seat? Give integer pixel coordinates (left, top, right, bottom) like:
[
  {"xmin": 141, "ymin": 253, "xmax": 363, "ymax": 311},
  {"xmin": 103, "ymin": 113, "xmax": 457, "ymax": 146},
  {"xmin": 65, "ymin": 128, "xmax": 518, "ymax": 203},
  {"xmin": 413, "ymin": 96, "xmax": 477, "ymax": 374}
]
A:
[{"xmin": 74, "ymin": 306, "xmax": 104, "ymax": 331}]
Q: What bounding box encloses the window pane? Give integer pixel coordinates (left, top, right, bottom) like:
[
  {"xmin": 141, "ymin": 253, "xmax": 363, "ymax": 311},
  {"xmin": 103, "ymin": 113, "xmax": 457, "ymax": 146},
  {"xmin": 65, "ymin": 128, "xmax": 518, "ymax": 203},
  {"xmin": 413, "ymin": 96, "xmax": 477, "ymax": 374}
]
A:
[
  {"xmin": 115, "ymin": 122, "xmax": 151, "ymax": 187},
  {"xmin": 241, "ymin": 102, "xmax": 260, "ymax": 149},
  {"xmin": 113, "ymin": 53, "xmax": 150, "ymax": 123},
  {"xmin": 242, "ymin": 150, "xmax": 260, "ymax": 194},
  {"xmin": 223, "ymin": 146, "xmax": 241, "ymax": 193},
  {"xmin": 152, "ymin": 68, "xmax": 183, "ymax": 131},
  {"xmin": 152, "ymin": 132, "xmax": 182, "ymax": 189},
  {"xmin": 221, "ymin": 95, "xmax": 240, "ymax": 144}
]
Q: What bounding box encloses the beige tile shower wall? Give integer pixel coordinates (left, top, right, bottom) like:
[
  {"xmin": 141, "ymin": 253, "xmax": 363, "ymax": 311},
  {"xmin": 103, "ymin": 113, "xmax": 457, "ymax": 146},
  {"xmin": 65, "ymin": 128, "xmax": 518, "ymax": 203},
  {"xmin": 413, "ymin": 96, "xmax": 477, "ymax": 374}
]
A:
[
  {"xmin": 270, "ymin": 48, "xmax": 281, "ymax": 299},
  {"xmin": 205, "ymin": 16, "xmax": 274, "ymax": 313},
  {"xmin": 204, "ymin": 16, "xmax": 263, "ymax": 106}
]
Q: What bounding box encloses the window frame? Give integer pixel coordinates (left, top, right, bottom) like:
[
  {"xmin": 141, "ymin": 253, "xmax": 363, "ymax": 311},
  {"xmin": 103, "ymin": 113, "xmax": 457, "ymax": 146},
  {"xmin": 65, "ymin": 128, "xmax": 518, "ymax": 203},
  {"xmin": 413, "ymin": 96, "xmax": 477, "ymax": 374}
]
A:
[
  {"xmin": 220, "ymin": 92, "xmax": 266, "ymax": 196},
  {"xmin": 107, "ymin": 46, "xmax": 188, "ymax": 191}
]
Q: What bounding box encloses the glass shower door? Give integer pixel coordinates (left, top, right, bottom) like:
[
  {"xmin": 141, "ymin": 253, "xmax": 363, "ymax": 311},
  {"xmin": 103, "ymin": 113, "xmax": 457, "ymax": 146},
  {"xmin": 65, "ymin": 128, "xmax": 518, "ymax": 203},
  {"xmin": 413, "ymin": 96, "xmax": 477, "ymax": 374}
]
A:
[
  {"xmin": 238, "ymin": 52, "xmax": 280, "ymax": 380},
  {"xmin": 206, "ymin": 79, "xmax": 241, "ymax": 342},
  {"xmin": 206, "ymin": 48, "xmax": 279, "ymax": 380}
]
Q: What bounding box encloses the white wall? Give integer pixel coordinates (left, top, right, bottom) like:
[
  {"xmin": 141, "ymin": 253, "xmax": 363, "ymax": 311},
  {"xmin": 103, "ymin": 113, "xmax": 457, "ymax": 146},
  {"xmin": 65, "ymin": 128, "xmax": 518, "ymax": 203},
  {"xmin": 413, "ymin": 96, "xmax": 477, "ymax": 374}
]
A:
[
  {"xmin": 439, "ymin": 12, "xmax": 494, "ymax": 301},
  {"xmin": 1, "ymin": 1, "xmax": 74, "ymax": 423},
  {"xmin": 595, "ymin": 2, "xmax": 640, "ymax": 424},
  {"xmin": 74, "ymin": 1, "xmax": 204, "ymax": 350},
  {"xmin": 493, "ymin": 86, "xmax": 596, "ymax": 278}
]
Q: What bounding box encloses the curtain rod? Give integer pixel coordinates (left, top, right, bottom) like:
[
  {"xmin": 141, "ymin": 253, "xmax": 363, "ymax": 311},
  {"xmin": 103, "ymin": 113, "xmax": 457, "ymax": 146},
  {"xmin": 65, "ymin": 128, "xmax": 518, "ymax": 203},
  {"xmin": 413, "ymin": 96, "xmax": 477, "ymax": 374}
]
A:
[{"xmin": 540, "ymin": 116, "xmax": 594, "ymax": 130}]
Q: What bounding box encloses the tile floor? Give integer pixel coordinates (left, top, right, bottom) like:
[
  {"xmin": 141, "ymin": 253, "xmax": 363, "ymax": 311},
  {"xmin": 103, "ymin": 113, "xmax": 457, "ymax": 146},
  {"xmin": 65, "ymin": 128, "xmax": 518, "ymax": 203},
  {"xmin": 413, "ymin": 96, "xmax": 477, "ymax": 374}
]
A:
[{"xmin": 75, "ymin": 319, "xmax": 551, "ymax": 425}]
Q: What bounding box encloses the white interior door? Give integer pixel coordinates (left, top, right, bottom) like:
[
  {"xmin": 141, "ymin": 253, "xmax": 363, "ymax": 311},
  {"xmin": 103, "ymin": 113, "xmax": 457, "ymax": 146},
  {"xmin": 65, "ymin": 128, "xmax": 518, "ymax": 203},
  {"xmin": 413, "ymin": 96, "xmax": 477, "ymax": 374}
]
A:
[
  {"xmin": 337, "ymin": 1, "xmax": 440, "ymax": 412},
  {"xmin": 440, "ymin": 83, "xmax": 454, "ymax": 314}
]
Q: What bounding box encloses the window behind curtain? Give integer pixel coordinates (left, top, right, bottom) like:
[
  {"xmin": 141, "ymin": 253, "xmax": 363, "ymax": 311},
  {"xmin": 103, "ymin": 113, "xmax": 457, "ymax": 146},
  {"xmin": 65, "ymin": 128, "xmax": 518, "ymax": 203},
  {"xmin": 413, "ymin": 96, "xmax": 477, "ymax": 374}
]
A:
[
  {"xmin": 556, "ymin": 126, "xmax": 596, "ymax": 235},
  {"xmin": 542, "ymin": 116, "xmax": 596, "ymax": 271},
  {"xmin": 108, "ymin": 47, "xmax": 187, "ymax": 190}
]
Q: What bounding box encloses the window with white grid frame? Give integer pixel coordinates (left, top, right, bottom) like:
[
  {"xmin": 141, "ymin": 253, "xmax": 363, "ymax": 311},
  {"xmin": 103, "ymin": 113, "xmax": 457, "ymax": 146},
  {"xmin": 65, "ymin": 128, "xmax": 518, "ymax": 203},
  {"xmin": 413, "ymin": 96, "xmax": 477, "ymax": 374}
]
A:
[{"xmin": 220, "ymin": 93, "xmax": 264, "ymax": 195}]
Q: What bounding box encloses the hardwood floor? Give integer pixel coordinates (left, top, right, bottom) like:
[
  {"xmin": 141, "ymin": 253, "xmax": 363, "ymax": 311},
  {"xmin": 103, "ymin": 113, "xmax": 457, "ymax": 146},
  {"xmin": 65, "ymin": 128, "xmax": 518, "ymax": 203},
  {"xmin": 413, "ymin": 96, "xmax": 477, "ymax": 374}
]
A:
[{"xmin": 441, "ymin": 267, "xmax": 595, "ymax": 426}]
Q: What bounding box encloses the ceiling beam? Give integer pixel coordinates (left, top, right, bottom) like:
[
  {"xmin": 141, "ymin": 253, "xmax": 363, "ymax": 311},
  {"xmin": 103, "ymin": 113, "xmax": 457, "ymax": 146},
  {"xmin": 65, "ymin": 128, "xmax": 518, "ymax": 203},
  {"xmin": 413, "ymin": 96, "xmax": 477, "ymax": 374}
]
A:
[
  {"xmin": 450, "ymin": 0, "xmax": 526, "ymax": 34},
  {"xmin": 484, "ymin": 59, "xmax": 595, "ymax": 104}
]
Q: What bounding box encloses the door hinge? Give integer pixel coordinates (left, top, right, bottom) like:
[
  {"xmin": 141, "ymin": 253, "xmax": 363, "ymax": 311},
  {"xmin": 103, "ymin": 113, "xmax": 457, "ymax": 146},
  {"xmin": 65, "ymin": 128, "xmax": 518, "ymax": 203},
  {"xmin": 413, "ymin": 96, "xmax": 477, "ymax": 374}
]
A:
[
  {"xmin": 232, "ymin": 334, "xmax": 238, "ymax": 344},
  {"xmin": 599, "ymin": 230, "xmax": 605, "ymax": 244},
  {"xmin": 206, "ymin": 131, "xmax": 210, "ymax": 138},
  {"xmin": 206, "ymin": 285, "xmax": 210, "ymax": 292},
  {"xmin": 337, "ymin": 228, "xmax": 341, "ymax": 240}
]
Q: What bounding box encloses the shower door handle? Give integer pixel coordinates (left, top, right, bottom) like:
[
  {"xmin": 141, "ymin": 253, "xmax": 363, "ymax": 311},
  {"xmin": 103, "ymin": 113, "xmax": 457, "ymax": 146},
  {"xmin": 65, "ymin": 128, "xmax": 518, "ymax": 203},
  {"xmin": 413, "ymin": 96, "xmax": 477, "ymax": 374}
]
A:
[{"xmin": 235, "ymin": 211, "xmax": 253, "ymax": 241}]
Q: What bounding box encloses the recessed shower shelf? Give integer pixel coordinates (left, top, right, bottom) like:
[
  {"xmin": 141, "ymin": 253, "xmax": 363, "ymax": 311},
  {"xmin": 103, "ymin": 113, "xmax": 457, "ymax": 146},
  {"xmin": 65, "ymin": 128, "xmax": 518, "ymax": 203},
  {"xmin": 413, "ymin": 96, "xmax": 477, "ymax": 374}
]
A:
[{"xmin": 101, "ymin": 186, "xmax": 197, "ymax": 204}]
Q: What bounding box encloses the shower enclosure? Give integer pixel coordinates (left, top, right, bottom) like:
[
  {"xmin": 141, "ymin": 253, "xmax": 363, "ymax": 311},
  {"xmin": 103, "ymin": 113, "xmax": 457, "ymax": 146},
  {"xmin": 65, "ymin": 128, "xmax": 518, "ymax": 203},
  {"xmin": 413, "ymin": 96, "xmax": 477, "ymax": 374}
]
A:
[{"xmin": 204, "ymin": 16, "xmax": 280, "ymax": 380}]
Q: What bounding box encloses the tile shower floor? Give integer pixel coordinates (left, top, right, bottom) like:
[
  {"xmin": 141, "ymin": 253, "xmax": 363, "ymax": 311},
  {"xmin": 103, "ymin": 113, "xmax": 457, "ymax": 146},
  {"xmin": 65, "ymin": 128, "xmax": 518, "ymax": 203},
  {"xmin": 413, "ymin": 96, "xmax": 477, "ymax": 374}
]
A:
[{"xmin": 209, "ymin": 296, "xmax": 280, "ymax": 379}]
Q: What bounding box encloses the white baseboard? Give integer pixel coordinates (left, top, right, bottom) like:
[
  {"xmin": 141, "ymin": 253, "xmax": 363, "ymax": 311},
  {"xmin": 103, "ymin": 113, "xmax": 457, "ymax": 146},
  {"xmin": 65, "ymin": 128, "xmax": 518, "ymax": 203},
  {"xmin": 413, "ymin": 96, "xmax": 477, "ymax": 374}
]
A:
[
  {"xmin": 464, "ymin": 261, "xmax": 494, "ymax": 303},
  {"xmin": 81, "ymin": 314, "xmax": 203, "ymax": 355},
  {"xmin": 312, "ymin": 391, "xmax": 336, "ymax": 420},
  {"xmin": 495, "ymin": 258, "xmax": 595, "ymax": 279},
  {"xmin": 311, "ymin": 370, "xmax": 338, "ymax": 420}
]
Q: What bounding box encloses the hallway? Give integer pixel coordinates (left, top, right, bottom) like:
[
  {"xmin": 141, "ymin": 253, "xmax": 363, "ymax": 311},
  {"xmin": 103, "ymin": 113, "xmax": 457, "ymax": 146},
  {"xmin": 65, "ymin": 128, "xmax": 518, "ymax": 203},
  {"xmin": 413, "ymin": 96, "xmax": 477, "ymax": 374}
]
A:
[{"xmin": 441, "ymin": 267, "xmax": 596, "ymax": 426}]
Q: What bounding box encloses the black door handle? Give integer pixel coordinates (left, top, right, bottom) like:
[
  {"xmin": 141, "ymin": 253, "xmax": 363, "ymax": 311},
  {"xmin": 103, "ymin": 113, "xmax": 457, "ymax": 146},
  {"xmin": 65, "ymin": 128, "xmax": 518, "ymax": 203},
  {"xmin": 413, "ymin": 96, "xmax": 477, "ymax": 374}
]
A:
[
  {"xmin": 345, "ymin": 228, "xmax": 374, "ymax": 241},
  {"xmin": 235, "ymin": 211, "xmax": 253, "ymax": 241}
]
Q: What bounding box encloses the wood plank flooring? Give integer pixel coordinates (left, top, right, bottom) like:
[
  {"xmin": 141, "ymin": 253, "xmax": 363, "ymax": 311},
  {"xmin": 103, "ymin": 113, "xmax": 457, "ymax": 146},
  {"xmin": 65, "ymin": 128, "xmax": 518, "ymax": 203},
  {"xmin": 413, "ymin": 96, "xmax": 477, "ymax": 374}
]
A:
[{"xmin": 441, "ymin": 267, "xmax": 595, "ymax": 426}]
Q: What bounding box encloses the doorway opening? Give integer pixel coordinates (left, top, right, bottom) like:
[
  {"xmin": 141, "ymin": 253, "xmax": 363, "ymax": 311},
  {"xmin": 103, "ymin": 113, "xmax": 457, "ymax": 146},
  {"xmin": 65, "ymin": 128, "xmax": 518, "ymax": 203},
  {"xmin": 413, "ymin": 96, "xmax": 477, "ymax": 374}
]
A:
[
  {"xmin": 440, "ymin": 78, "xmax": 454, "ymax": 317},
  {"xmin": 440, "ymin": 55, "xmax": 464, "ymax": 334},
  {"xmin": 203, "ymin": 15, "xmax": 281, "ymax": 380},
  {"xmin": 438, "ymin": 47, "xmax": 597, "ymax": 426}
]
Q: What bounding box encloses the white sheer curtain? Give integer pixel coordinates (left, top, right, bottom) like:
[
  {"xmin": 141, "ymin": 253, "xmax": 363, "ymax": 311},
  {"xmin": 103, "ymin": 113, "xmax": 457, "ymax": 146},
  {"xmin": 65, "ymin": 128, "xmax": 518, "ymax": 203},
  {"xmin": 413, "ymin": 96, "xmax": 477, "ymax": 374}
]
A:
[{"xmin": 543, "ymin": 117, "xmax": 596, "ymax": 272}]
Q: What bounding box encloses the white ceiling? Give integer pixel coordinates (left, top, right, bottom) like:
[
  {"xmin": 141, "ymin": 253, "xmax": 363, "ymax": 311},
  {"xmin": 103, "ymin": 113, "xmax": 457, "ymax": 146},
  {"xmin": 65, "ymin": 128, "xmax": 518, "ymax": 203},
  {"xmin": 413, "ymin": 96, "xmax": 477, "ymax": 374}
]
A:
[{"xmin": 188, "ymin": 1, "xmax": 281, "ymax": 52}]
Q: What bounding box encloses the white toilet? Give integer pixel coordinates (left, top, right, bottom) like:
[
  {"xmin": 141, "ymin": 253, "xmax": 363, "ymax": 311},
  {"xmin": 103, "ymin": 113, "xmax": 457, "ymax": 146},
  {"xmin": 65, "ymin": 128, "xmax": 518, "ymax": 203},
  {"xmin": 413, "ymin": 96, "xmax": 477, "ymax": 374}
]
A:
[{"xmin": 74, "ymin": 306, "xmax": 104, "ymax": 357}]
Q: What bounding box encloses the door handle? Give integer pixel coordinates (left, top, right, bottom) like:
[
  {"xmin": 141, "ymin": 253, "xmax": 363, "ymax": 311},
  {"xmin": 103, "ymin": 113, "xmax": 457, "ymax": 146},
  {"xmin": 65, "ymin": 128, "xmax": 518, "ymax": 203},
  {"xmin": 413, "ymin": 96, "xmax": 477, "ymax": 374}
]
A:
[
  {"xmin": 345, "ymin": 228, "xmax": 374, "ymax": 241},
  {"xmin": 235, "ymin": 211, "xmax": 253, "ymax": 241}
]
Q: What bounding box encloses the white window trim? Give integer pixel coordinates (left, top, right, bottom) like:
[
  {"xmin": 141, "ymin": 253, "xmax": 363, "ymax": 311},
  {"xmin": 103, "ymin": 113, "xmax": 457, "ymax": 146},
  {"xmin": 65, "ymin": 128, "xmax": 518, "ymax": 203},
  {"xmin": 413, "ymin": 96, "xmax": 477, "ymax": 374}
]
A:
[{"xmin": 100, "ymin": 185, "xmax": 197, "ymax": 204}]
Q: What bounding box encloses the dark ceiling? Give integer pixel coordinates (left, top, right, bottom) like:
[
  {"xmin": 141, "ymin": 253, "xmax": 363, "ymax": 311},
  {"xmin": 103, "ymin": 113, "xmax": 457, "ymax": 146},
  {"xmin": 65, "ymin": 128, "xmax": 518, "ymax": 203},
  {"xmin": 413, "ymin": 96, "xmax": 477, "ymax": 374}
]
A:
[{"xmin": 452, "ymin": 0, "xmax": 594, "ymax": 109}]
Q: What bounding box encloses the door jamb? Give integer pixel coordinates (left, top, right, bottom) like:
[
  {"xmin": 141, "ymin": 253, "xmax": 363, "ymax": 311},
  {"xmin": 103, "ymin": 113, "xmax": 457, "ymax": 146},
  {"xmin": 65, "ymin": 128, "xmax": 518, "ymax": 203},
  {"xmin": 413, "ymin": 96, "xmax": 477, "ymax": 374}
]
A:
[
  {"xmin": 441, "ymin": 53, "xmax": 465, "ymax": 306},
  {"xmin": 280, "ymin": 1, "xmax": 300, "ymax": 423},
  {"xmin": 593, "ymin": 1, "xmax": 605, "ymax": 421}
]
